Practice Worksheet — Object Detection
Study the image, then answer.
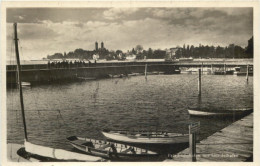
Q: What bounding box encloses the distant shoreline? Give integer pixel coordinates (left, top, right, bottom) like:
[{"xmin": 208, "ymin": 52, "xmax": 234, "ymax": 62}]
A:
[{"xmin": 6, "ymin": 58, "xmax": 253, "ymax": 65}]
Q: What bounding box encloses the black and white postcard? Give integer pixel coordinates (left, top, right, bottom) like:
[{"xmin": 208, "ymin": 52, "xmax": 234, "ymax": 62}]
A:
[{"xmin": 1, "ymin": 1, "xmax": 259, "ymax": 166}]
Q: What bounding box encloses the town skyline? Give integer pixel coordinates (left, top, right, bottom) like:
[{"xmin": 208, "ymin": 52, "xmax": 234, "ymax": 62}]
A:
[{"xmin": 7, "ymin": 7, "xmax": 253, "ymax": 60}]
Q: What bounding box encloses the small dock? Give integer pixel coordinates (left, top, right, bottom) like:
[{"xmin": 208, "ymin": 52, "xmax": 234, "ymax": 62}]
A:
[{"xmin": 166, "ymin": 113, "xmax": 253, "ymax": 162}]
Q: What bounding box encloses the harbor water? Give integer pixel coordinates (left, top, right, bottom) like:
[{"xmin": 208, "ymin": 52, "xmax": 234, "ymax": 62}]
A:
[{"xmin": 7, "ymin": 74, "xmax": 253, "ymax": 154}]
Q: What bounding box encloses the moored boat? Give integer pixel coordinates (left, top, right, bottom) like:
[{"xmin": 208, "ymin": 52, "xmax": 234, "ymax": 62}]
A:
[
  {"xmin": 21, "ymin": 82, "xmax": 31, "ymax": 86},
  {"xmin": 67, "ymin": 136, "xmax": 159, "ymax": 161},
  {"xmin": 21, "ymin": 141, "xmax": 105, "ymax": 161},
  {"xmin": 101, "ymin": 130, "xmax": 189, "ymax": 144},
  {"xmin": 188, "ymin": 108, "xmax": 253, "ymax": 117},
  {"xmin": 76, "ymin": 77, "xmax": 96, "ymax": 80},
  {"xmin": 234, "ymin": 66, "xmax": 253, "ymax": 76},
  {"xmin": 213, "ymin": 70, "xmax": 234, "ymax": 75}
]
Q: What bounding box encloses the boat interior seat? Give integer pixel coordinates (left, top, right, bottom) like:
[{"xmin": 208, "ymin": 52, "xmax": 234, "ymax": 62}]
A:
[
  {"xmin": 82, "ymin": 142, "xmax": 94, "ymax": 148},
  {"xmin": 96, "ymin": 143, "xmax": 111, "ymax": 150},
  {"xmin": 121, "ymin": 147, "xmax": 134, "ymax": 154}
]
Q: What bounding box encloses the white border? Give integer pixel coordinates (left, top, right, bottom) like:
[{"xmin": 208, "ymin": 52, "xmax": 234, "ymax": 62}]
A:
[{"xmin": 1, "ymin": 1, "xmax": 259, "ymax": 166}]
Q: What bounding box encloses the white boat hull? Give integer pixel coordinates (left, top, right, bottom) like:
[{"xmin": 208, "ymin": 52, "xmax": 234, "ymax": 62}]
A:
[
  {"xmin": 24, "ymin": 141, "xmax": 105, "ymax": 161},
  {"xmin": 188, "ymin": 109, "xmax": 252, "ymax": 116},
  {"xmin": 188, "ymin": 109, "xmax": 225, "ymax": 116},
  {"xmin": 102, "ymin": 132, "xmax": 189, "ymax": 144}
]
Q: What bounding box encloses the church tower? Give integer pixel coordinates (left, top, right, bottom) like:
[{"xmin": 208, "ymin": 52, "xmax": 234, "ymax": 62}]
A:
[
  {"xmin": 95, "ymin": 41, "xmax": 98, "ymax": 51},
  {"xmin": 101, "ymin": 41, "xmax": 104, "ymax": 49}
]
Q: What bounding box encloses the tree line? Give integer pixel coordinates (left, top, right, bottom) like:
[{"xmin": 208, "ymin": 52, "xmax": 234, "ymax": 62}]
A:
[
  {"xmin": 175, "ymin": 36, "xmax": 253, "ymax": 59},
  {"xmin": 46, "ymin": 36, "xmax": 253, "ymax": 60}
]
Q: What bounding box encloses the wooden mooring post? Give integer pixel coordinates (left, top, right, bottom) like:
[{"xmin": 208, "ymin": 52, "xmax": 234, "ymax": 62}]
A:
[
  {"xmin": 224, "ymin": 63, "xmax": 226, "ymax": 75},
  {"xmin": 145, "ymin": 64, "xmax": 147, "ymax": 79},
  {"xmin": 201, "ymin": 62, "xmax": 203, "ymax": 74},
  {"xmin": 246, "ymin": 64, "xmax": 249, "ymax": 82},
  {"xmin": 198, "ymin": 69, "xmax": 201, "ymax": 96},
  {"xmin": 189, "ymin": 122, "xmax": 200, "ymax": 162}
]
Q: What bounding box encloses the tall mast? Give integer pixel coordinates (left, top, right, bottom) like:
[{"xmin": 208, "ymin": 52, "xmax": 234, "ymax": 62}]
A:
[{"xmin": 14, "ymin": 23, "xmax": 28, "ymax": 141}]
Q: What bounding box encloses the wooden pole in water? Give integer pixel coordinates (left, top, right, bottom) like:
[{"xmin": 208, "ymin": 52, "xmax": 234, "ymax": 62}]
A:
[
  {"xmin": 224, "ymin": 63, "xmax": 226, "ymax": 75},
  {"xmin": 14, "ymin": 23, "xmax": 28, "ymax": 141},
  {"xmin": 211, "ymin": 64, "xmax": 213, "ymax": 74},
  {"xmin": 246, "ymin": 64, "xmax": 249, "ymax": 82},
  {"xmin": 145, "ymin": 63, "xmax": 147, "ymax": 79},
  {"xmin": 201, "ymin": 62, "xmax": 203, "ymax": 74},
  {"xmin": 198, "ymin": 69, "xmax": 201, "ymax": 96},
  {"xmin": 189, "ymin": 124, "xmax": 197, "ymax": 162}
]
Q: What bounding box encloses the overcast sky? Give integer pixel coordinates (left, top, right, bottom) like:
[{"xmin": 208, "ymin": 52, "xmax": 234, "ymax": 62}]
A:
[{"xmin": 6, "ymin": 8, "xmax": 253, "ymax": 60}]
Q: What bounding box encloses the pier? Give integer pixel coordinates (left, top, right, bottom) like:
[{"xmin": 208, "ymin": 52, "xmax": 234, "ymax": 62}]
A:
[
  {"xmin": 6, "ymin": 60, "xmax": 253, "ymax": 84},
  {"xmin": 165, "ymin": 113, "xmax": 253, "ymax": 162}
]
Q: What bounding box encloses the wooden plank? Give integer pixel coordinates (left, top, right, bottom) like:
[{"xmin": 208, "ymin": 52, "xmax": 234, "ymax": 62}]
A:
[
  {"xmin": 214, "ymin": 132, "xmax": 252, "ymax": 142},
  {"xmin": 121, "ymin": 147, "xmax": 133, "ymax": 154},
  {"xmin": 218, "ymin": 129, "xmax": 253, "ymax": 137},
  {"xmin": 96, "ymin": 144, "xmax": 111, "ymax": 150},
  {"xmin": 214, "ymin": 132, "xmax": 253, "ymax": 142},
  {"xmin": 200, "ymin": 135, "xmax": 252, "ymax": 144},
  {"xmin": 195, "ymin": 147, "xmax": 248, "ymax": 162},
  {"xmin": 197, "ymin": 144, "xmax": 252, "ymax": 158},
  {"xmin": 198, "ymin": 143, "xmax": 253, "ymax": 152}
]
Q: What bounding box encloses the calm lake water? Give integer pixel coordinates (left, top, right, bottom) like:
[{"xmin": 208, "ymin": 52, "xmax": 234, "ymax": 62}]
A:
[{"xmin": 7, "ymin": 74, "xmax": 253, "ymax": 154}]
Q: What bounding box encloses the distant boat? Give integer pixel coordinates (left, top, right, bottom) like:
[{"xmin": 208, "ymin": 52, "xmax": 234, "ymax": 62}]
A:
[
  {"xmin": 109, "ymin": 74, "xmax": 126, "ymax": 78},
  {"xmin": 164, "ymin": 68, "xmax": 181, "ymax": 74},
  {"xmin": 67, "ymin": 136, "xmax": 159, "ymax": 161},
  {"xmin": 213, "ymin": 70, "xmax": 234, "ymax": 75},
  {"xmin": 234, "ymin": 66, "xmax": 253, "ymax": 76},
  {"xmin": 188, "ymin": 108, "xmax": 253, "ymax": 117},
  {"xmin": 127, "ymin": 73, "xmax": 140, "ymax": 76},
  {"xmin": 179, "ymin": 57, "xmax": 193, "ymax": 61},
  {"xmin": 101, "ymin": 130, "xmax": 189, "ymax": 144},
  {"xmin": 76, "ymin": 77, "xmax": 96, "ymax": 81},
  {"xmin": 21, "ymin": 82, "xmax": 31, "ymax": 86}
]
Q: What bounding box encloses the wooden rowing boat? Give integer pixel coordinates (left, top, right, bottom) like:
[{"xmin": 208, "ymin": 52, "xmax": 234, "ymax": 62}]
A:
[
  {"xmin": 67, "ymin": 136, "xmax": 159, "ymax": 161},
  {"xmin": 188, "ymin": 108, "xmax": 253, "ymax": 117},
  {"xmin": 101, "ymin": 130, "xmax": 189, "ymax": 144}
]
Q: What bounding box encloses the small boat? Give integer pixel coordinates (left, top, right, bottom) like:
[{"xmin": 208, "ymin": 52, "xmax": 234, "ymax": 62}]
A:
[
  {"xmin": 234, "ymin": 66, "xmax": 253, "ymax": 76},
  {"xmin": 101, "ymin": 130, "xmax": 189, "ymax": 144},
  {"xmin": 20, "ymin": 141, "xmax": 105, "ymax": 161},
  {"xmin": 21, "ymin": 82, "xmax": 31, "ymax": 86},
  {"xmin": 108, "ymin": 74, "xmax": 126, "ymax": 78},
  {"xmin": 179, "ymin": 57, "xmax": 193, "ymax": 61},
  {"xmin": 213, "ymin": 70, "xmax": 234, "ymax": 75},
  {"xmin": 67, "ymin": 136, "xmax": 159, "ymax": 161},
  {"xmin": 77, "ymin": 77, "xmax": 96, "ymax": 80},
  {"xmin": 188, "ymin": 108, "xmax": 253, "ymax": 117},
  {"xmin": 127, "ymin": 73, "xmax": 138, "ymax": 76}
]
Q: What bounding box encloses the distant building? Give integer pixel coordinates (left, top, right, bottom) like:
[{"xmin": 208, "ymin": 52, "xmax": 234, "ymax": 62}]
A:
[
  {"xmin": 170, "ymin": 47, "xmax": 179, "ymax": 57},
  {"xmin": 165, "ymin": 47, "xmax": 179, "ymax": 59},
  {"xmin": 93, "ymin": 53, "xmax": 99, "ymax": 60},
  {"xmin": 126, "ymin": 54, "xmax": 136, "ymax": 60}
]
